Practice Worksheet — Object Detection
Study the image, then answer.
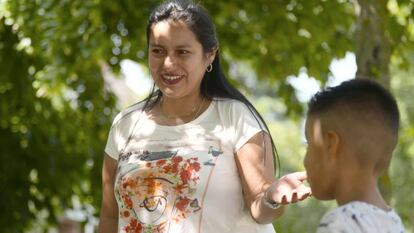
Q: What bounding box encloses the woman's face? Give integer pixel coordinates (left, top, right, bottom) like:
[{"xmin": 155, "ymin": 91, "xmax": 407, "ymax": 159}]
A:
[{"xmin": 148, "ymin": 20, "xmax": 214, "ymax": 100}]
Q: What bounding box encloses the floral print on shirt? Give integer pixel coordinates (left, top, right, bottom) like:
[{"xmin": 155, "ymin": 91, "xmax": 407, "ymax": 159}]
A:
[{"xmin": 116, "ymin": 151, "xmax": 202, "ymax": 233}]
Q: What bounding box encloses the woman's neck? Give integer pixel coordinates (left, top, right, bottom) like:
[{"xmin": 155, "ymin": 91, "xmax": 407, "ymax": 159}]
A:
[{"xmin": 160, "ymin": 94, "xmax": 204, "ymax": 119}]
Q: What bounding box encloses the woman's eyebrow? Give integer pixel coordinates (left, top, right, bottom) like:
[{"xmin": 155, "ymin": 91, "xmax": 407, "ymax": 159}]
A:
[
  {"xmin": 149, "ymin": 44, "xmax": 192, "ymax": 49},
  {"xmin": 176, "ymin": 44, "xmax": 192, "ymax": 49}
]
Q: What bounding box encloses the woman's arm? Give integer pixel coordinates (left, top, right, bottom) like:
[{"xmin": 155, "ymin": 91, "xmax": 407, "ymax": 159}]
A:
[
  {"xmin": 98, "ymin": 154, "xmax": 119, "ymax": 233},
  {"xmin": 235, "ymin": 132, "xmax": 311, "ymax": 224}
]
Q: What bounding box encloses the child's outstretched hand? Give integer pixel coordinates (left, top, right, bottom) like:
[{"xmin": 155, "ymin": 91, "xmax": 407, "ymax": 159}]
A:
[{"xmin": 267, "ymin": 171, "xmax": 312, "ymax": 204}]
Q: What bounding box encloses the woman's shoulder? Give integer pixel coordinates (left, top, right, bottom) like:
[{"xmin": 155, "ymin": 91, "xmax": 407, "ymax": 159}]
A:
[
  {"xmin": 213, "ymin": 97, "xmax": 246, "ymax": 109},
  {"xmin": 111, "ymin": 101, "xmax": 146, "ymax": 126},
  {"xmin": 212, "ymin": 98, "xmax": 255, "ymax": 122}
]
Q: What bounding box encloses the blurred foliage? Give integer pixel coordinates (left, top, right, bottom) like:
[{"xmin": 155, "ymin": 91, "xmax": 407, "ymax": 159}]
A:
[
  {"xmin": 1, "ymin": 0, "xmax": 414, "ymax": 232},
  {"xmin": 390, "ymin": 53, "xmax": 414, "ymax": 233},
  {"xmin": 0, "ymin": 7, "xmax": 117, "ymax": 233}
]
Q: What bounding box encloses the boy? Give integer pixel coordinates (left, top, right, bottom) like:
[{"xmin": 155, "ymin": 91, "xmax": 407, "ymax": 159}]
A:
[{"xmin": 304, "ymin": 78, "xmax": 405, "ymax": 233}]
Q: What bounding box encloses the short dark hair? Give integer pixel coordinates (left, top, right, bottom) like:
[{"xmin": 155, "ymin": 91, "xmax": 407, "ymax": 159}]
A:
[{"xmin": 308, "ymin": 78, "xmax": 400, "ymax": 136}]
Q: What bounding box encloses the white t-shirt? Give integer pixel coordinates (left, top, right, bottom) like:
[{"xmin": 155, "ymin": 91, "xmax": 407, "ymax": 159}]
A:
[
  {"xmin": 105, "ymin": 98, "xmax": 275, "ymax": 233},
  {"xmin": 316, "ymin": 201, "xmax": 405, "ymax": 233}
]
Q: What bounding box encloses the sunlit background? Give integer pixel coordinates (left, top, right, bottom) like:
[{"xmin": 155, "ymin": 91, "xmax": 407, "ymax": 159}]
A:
[{"xmin": 1, "ymin": 0, "xmax": 413, "ymax": 232}]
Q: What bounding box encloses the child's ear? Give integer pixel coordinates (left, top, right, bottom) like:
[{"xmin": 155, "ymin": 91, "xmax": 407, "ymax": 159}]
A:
[{"xmin": 325, "ymin": 130, "xmax": 340, "ymax": 158}]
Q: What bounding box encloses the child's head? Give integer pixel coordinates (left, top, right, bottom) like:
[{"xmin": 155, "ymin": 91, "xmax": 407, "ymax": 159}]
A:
[{"xmin": 303, "ymin": 78, "xmax": 400, "ymax": 200}]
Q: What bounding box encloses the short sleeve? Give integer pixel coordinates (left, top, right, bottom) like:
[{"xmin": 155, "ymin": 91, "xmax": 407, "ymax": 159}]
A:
[
  {"xmin": 230, "ymin": 101, "xmax": 267, "ymax": 151},
  {"xmin": 104, "ymin": 103, "xmax": 144, "ymax": 160},
  {"xmin": 104, "ymin": 111, "xmax": 127, "ymax": 160},
  {"xmin": 104, "ymin": 122, "xmax": 120, "ymax": 160}
]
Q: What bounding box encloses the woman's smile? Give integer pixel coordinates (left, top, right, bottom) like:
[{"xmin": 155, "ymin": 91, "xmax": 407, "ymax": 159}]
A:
[
  {"xmin": 149, "ymin": 20, "xmax": 212, "ymax": 99},
  {"xmin": 161, "ymin": 73, "xmax": 184, "ymax": 85}
]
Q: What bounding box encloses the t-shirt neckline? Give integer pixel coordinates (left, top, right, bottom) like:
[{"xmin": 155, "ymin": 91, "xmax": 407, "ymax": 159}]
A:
[{"xmin": 143, "ymin": 100, "xmax": 216, "ymax": 129}]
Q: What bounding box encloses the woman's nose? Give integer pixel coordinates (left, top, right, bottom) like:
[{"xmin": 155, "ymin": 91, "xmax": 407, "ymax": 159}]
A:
[{"xmin": 163, "ymin": 55, "xmax": 176, "ymax": 68}]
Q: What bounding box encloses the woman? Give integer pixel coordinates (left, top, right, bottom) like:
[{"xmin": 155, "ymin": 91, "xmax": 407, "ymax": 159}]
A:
[{"xmin": 99, "ymin": 1, "xmax": 311, "ymax": 232}]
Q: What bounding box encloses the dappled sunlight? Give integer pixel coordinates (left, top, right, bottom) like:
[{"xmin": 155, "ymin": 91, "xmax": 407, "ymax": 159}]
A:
[{"xmin": 2, "ymin": 0, "xmax": 414, "ymax": 232}]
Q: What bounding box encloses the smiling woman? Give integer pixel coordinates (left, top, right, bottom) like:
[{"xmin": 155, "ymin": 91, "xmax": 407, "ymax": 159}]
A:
[
  {"xmin": 148, "ymin": 20, "xmax": 213, "ymax": 108},
  {"xmin": 98, "ymin": 1, "xmax": 311, "ymax": 233}
]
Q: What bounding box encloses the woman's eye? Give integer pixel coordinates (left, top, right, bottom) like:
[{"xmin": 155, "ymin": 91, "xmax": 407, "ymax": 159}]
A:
[
  {"xmin": 178, "ymin": 50, "xmax": 189, "ymax": 55},
  {"xmin": 151, "ymin": 48, "xmax": 164, "ymax": 54}
]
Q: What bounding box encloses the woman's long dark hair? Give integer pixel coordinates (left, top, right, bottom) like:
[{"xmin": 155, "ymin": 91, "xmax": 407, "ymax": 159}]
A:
[{"xmin": 141, "ymin": 0, "xmax": 280, "ymax": 175}]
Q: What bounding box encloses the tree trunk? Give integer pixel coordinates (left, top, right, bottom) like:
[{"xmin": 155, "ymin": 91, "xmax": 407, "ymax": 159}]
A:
[{"xmin": 355, "ymin": 0, "xmax": 392, "ymax": 202}]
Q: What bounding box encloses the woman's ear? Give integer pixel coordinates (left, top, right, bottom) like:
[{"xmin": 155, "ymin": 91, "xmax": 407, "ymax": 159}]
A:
[{"xmin": 206, "ymin": 46, "xmax": 218, "ymax": 64}]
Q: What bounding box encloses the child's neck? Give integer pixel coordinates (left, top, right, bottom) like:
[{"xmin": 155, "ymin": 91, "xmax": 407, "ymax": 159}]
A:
[{"xmin": 335, "ymin": 170, "xmax": 390, "ymax": 211}]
